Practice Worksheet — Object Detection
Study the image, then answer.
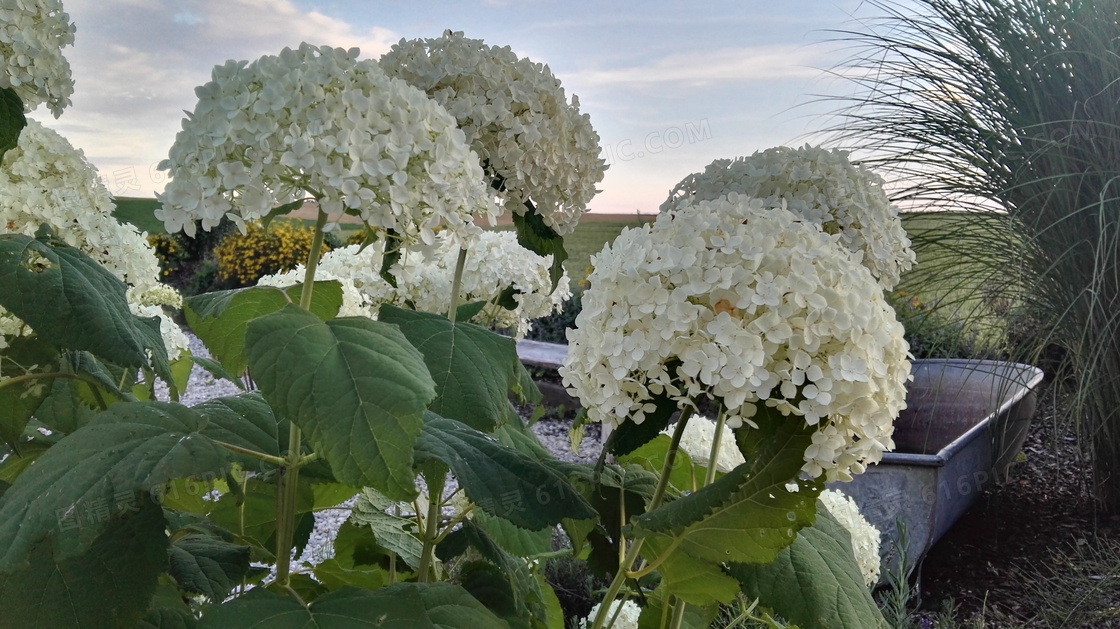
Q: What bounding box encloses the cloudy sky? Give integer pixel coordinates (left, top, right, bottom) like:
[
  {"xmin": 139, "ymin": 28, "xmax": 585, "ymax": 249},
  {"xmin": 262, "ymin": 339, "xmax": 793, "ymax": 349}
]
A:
[{"xmin": 31, "ymin": 0, "xmax": 873, "ymax": 214}]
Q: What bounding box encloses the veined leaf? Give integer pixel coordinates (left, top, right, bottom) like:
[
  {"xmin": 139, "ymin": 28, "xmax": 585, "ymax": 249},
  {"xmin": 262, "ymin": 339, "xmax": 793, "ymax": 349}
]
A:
[
  {"xmin": 0, "ymin": 500, "xmax": 168, "ymax": 629},
  {"xmin": 379, "ymin": 305, "xmax": 524, "ymax": 432},
  {"xmin": 168, "ymin": 534, "xmax": 251, "ymax": 601},
  {"xmin": 139, "ymin": 584, "xmax": 198, "ymax": 629},
  {"xmin": 511, "ymin": 205, "xmax": 567, "ymax": 292},
  {"xmin": 198, "ymin": 583, "xmax": 510, "ymax": 628},
  {"xmin": 0, "ymin": 398, "xmax": 272, "ymax": 571},
  {"xmin": 416, "ymin": 414, "xmax": 596, "ymax": 530},
  {"xmin": 729, "ymin": 505, "xmax": 888, "ymax": 629},
  {"xmin": 630, "ymin": 415, "xmax": 822, "ymax": 606},
  {"xmin": 184, "ymin": 281, "xmax": 342, "ymax": 377},
  {"xmin": 349, "ymin": 487, "xmax": 426, "ymax": 572},
  {"xmin": 246, "ymin": 306, "xmax": 435, "ymax": 500},
  {"xmin": 439, "ymin": 520, "xmax": 551, "ymax": 628},
  {"xmin": 0, "ymin": 227, "xmax": 169, "ymax": 379},
  {"xmin": 206, "ymin": 477, "xmax": 315, "ymax": 562},
  {"xmin": 0, "ymin": 87, "xmax": 26, "ymax": 161}
]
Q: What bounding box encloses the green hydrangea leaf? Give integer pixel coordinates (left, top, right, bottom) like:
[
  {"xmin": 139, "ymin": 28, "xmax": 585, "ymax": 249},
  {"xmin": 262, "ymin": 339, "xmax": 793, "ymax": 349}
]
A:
[
  {"xmin": 349, "ymin": 487, "xmax": 427, "ymax": 572},
  {"xmin": 474, "ymin": 510, "xmax": 553, "ymax": 557},
  {"xmin": 729, "ymin": 506, "xmax": 888, "ymax": 629},
  {"xmin": 246, "ymin": 305, "xmax": 435, "ymax": 500},
  {"xmin": 415, "ymin": 414, "xmax": 596, "ymax": 530},
  {"xmin": 438, "ymin": 520, "xmax": 551, "ymax": 628},
  {"xmin": 189, "ymin": 356, "xmax": 245, "ymax": 390},
  {"xmin": 184, "ymin": 281, "xmax": 343, "ymax": 377},
  {"xmin": 0, "ymin": 398, "xmax": 270, "ymax": 572},
  {"xmin": 0, "ymin": 87, "xmax": 26, "ymax": 161},
  {"xmin": 0, "ymin": 500, "xmax": 168, "ymax": 629},
  {"xmin": 511, "ymin": 206, "xmax": 567, "ymax": 292},
  {"xmin": 379, "ymin": 305, "xmax": 525, "ymax": 432},
  {"xmin": 139, "ymin": 585, "xmax": 198, "ymax": 629},
  {"xmin": 168, "ymin": 534, "xmax": 251, "ymax": 601},
  {"xmin": 206, "ymin": 477, "xmax": 315, "ymax": 562},
  {"xmin": 312, "ymin": 558, "xmax": 387, "ymax": 592},
  {"xmin": 0, "ymin": 228, "xmax": 169, "ymax": 379},
  {"xmin": 630, "ymin": 414, "xmax": 823, "ymax": 606},
  {"xmin": 198, "ymin": 583, "xmax": 510, "ymax": 628}
]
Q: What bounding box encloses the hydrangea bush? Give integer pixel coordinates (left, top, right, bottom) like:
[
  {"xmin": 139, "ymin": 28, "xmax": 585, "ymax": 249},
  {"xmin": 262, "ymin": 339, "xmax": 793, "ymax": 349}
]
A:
[
  {"xmin": 0, "ymin": 5, "xmax": 900, "ymax": 627},
  {"xmin": 662, "ymin": 145, "xmax": 916, "ymax": 290},
  {"xmin": 381, "ymin": 30, "xmax": 607, "ymax": 235}
]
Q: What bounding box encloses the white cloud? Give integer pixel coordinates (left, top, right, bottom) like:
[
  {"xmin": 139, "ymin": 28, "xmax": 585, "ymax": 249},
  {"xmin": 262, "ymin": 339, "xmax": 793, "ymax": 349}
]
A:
[{"xmin": 569, "ymin": 45, "xmax": 826, "ymax": 88}]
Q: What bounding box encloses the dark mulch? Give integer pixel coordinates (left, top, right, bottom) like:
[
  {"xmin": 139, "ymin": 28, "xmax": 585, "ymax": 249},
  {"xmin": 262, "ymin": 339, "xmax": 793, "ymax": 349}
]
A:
[{"xmin": 914, "ymin": 383, "xmax": 1120, "ymax": 627}]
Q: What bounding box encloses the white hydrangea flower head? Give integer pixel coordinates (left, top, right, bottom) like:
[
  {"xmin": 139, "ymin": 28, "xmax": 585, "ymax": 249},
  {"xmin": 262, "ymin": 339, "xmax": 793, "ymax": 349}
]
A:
[
  {"xmin": 662, "ymin": 145, "xmax": 916, "ymax": 290},
  {"xmin": 0, "ymin": 0, "xmax": 75, "ymax": 116},
  {"xmin": 580, "ymin": 599, "xmax": 641, "ymax": 629},
  {"xmin": 0, "ymin": 120, "xmax": 186, "ymax": 357},
  {"xmin": 257, "ymin": 242, "xmax": 388, "ymax": 319},
  {"xmin": 398, "ymin": 230, "xmax": 571, "ymax": 338},
  {"xmin": 820, "ymin": 488, "xmax": 882, "ymax": 587},
  {"xmin": 157, "ymin": 42, "xmax": 498, "ymax": 250},
  {"xmin": 561, "ymin": 194, "xmax": 911, "ymax": 482},
  {"xmin": 380, "ymin": 30, "xmax": 607, "ymax": 235},
  {"xmin": 662, "ymin": 415, "xmax": 746, "ymax": 474},
  {"xmin": 259, "ymin": 230, "xmax": 570, "ymax": 339}
]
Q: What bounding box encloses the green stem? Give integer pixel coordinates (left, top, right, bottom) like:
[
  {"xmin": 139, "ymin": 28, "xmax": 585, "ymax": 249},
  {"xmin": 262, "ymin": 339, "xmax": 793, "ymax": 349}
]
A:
[
  {"xmin": 212, "ymin": 440, "xmax": 288, "ymax": 467},
  {"xmin": 447, "ymin": 247, "xmax": 469, "ymax": 323},
  {"xmin": 704, "ymin": 405, "xmax": 728, "ymax": 488},
  {"xmin": 273, "ymin": 204, "xmax": 329, "ymax": 588},
  {"xmin": 649, "ymin": 409, "xmax": 692, "ymax": 511},
  {"xmin": 592, "ymin": 410, "xmax": 693, "ymax": 629},
  {"xmin": 299, "ymin": 207, "xmax": 330, "ymax": 310},
  {"xmin": 417, "ymin": 472, "xmax": 446, "ymax": 583},
  {"xmin": 273, "ymin": 425, "xmax": 303, "ymax": 587},
  {"xmin": 668, "ymin": 596, "xmax": 687, "ymax": 629}
]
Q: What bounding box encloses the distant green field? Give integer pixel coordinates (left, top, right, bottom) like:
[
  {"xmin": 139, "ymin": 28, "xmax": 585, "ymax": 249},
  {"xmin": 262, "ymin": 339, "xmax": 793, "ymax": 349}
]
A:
[
  {"xmin": 111, "ymin": 197, "xmax": 164, "ymax": 235},
  {"xmin": 490, "ymin": 216, "xmax": 652, "ymax": 287}
]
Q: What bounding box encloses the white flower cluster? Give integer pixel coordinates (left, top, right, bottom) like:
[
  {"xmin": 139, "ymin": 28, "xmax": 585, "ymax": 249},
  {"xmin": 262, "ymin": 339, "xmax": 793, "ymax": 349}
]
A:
[
  {"xmin": 380, "ymin": 30, "xmax": 606, "ymax": 235},
  {"xmin": 259, "ymin": 230, "xmax": 569, "ymax": 338},
  {"xmin": 561, "ymin": 195, "xmax": 911, "ymax": 482},
  {"xmin": 0, "ymin": 0, "xmax": 74, "ymax": 116},
  {"xmin": 580, "ymin": 599, "xmax": 641, "ymax": 629},
  {"xmin": 157, "ymin": 43, "xmax": 498, "ymax": 249},
  {"xmin": 662, "ymin": 415, "xmax": 745, "ymax": 474},
  {"xmin": 819, "ymin": 489, "xmax": 882, "ymax": 587},
  {"xmin": 0, "ymin": 120, "xmax": 187, "ymax": 358},
  {"xmin": 661, "ymin": 145, "xmax": 915, "ymax": 290}
]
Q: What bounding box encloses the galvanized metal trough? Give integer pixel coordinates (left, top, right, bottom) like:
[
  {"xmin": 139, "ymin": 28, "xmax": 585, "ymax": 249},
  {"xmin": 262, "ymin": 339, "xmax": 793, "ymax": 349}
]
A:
[{"xmin": 829, "ymin": 358, "xmax": 1045, "ymax": 573}]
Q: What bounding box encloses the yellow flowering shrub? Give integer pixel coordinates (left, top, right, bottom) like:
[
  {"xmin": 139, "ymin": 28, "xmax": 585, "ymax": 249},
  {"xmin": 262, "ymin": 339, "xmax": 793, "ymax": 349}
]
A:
[
  {"xmin": 213, "ymin": 220, "xmax": 332, "ymax": 287},
  {"xmin": 147, "ymin": 233, "xmax": 185, "ymax": 279}
]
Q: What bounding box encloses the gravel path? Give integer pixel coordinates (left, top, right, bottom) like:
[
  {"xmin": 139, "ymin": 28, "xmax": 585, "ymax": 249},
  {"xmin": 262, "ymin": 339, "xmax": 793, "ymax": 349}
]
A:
[{"xmin": 165, "ymin": 328, "xmax": 601, "ymax": 568}]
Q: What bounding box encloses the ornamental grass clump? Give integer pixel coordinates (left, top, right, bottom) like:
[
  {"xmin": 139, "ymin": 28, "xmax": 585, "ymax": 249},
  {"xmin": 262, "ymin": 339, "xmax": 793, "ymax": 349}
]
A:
[
  {"xmin": 823, "ymin": 0, "xmax": 1120, "ymax": 508},
  {"xmin": 662, "ymin": 145, "xmax": 915, "ymax": 290},
  {"xmin": 562, "ymin": 194, "xmax": 911, "ymax": 482}
]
